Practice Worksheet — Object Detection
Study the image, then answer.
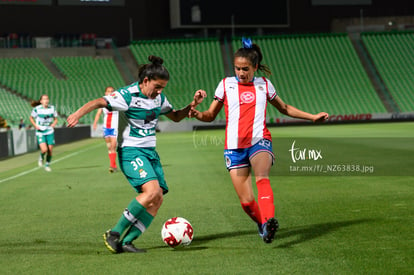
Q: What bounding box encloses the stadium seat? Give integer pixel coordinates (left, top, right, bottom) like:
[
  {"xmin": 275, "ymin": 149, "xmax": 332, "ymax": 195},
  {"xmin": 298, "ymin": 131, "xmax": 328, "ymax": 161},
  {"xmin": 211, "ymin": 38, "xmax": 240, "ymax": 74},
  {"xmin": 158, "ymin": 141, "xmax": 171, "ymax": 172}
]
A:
[
  {"xmin": 361, "ymin": 31, "xmax": 414, "ymax": 112},
  {"xmin": 232, "ymin": 34, "xmax": 388, "ymax": 119},
  {"xmin": 129, "ymin": 38, "xmax": 225, "ymax": 120}
]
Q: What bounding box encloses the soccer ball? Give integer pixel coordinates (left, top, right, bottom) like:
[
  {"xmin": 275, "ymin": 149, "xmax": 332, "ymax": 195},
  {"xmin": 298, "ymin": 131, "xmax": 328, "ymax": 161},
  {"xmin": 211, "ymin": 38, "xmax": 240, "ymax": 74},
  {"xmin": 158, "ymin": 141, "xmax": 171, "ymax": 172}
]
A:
[{"xmin": 161, "ymin": 217, "xmax": 194, "ymax": 248}]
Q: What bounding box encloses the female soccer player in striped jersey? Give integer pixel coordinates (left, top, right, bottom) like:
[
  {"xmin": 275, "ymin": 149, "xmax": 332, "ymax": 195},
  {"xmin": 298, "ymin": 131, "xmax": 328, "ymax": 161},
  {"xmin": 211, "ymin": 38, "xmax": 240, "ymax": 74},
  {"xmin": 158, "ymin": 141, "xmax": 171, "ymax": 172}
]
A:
[
  {"xmin": 67, "ymin": 55, "xmax": 206, "ymax": 253},
  {"xmin": 30, "ymin": 94, "xmax": 58, "ymax": 172},
  {"xmin": 191, "ymin": 38, "xmax": 329, "ymax": 244},
  {"xmin": 93, "ymin": 86, "xmax": 119, "ymax": 173}
]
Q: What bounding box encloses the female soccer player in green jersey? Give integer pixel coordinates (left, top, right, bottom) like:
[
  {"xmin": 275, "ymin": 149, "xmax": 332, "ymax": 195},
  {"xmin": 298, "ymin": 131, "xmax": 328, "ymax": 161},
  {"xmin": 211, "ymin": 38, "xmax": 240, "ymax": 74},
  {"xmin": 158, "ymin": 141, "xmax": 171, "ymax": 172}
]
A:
[
  {"xmin": 30, "ymin": 94, "xmax": 58, "ymax": 172},
  {"xmin": 67, "ymin": 55, "xmax": 206, "ymax": 253}
]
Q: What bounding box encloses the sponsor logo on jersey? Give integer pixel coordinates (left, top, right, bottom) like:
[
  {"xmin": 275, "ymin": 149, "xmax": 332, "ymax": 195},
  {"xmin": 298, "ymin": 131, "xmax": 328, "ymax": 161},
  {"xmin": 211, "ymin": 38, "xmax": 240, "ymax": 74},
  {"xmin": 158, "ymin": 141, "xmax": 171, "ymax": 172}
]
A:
[
  {"xmin": 240, "ymin": 91, "xmax": 255, "ymax": 104},
  {"xmin": 133, "ymin": 99, "xmax": 141, "ymax": 107}
]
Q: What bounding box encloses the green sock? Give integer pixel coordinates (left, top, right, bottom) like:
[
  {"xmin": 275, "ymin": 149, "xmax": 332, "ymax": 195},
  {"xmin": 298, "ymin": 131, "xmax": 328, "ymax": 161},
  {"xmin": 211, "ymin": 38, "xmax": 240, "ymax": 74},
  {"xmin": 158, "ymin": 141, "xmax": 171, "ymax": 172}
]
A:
[
  {"xmin": 112, "ymin": 198, "xmax": 145, "ymax": 236},
  {"xmin": 40, "ymin": 153, "xmax": 45, "ymax": 160},
  {"xmin": 122, "ymin": 208, "xmax": 154, "ymax": 245},
  {"xmin": 46, "ymin": 154, "xmax": 52, "ymax": 163}
]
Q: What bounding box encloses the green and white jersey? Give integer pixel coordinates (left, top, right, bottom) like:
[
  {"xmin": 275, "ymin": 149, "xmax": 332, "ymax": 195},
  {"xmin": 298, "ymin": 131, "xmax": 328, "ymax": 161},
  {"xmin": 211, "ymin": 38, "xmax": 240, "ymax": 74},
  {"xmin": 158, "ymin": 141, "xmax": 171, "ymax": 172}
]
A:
[
  {"xmin": 104, "ymin": 82, "xmax": 173, "ymax": 148},
  {"xmin": 31, "ymin": 105, "xmax": 58, "ymax": 135}
]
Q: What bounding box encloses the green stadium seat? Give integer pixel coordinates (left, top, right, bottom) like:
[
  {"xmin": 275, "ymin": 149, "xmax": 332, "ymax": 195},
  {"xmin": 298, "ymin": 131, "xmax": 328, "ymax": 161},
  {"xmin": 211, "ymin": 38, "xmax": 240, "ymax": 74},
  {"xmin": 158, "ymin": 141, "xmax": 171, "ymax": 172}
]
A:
[
  {"xmin": 232, "ymin": 34, "xmax": 387, "ymax": 118},
  {"xmin": 130, "ymin": 38, "xmax": 225, "ymax": 121},
  {"xmin": 362, "ymin": 31, "xmax": 414, "ymax": 112},
  {"xmin": 0, "ymin": 56, "xmax": 126, "ymax": 124}
]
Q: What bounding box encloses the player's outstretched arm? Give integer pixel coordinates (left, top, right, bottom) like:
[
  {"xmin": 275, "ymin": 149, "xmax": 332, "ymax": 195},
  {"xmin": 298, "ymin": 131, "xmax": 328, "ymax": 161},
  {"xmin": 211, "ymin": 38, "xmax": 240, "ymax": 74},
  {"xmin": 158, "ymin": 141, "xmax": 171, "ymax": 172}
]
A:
[
  {"xmin": 270, "ymin": 96, "xmax": 329, "ymax": 122},
  {"xmin": 67, "ymin": 98, "xmax": 108, "ymax": 128},
  {"xmin": 165, "ymin": 90, "xmax": 207, "ymax": 122},
  {"xmin": 190, "ymin": 98, "xmax": 223, "ymax": 122}
]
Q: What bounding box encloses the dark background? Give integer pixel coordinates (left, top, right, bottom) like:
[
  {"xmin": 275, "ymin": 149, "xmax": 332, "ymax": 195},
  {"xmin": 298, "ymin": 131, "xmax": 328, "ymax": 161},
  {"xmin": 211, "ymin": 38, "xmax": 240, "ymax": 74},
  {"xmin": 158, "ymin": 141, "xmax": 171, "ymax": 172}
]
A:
[{"xmin": 0, "ymin": 0, "xmax": 413, "ymax": 46}]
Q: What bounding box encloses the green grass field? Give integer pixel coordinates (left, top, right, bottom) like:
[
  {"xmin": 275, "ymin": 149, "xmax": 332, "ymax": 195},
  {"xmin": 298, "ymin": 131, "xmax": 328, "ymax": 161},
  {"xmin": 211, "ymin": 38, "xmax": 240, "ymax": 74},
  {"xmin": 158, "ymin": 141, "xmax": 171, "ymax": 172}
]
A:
[{"xmin": 0, "ymin": 122, "xmax": 413, "ymax": 274}]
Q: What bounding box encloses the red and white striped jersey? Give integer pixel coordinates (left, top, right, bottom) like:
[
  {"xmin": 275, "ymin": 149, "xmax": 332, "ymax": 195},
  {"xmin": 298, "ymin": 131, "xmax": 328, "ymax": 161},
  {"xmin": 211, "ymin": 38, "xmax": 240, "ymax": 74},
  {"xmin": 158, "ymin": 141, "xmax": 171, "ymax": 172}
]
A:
[
  {"xmin": 214, "ymin": 76, "xmax": 277, "ymax": 149},
  {"xmin": 103, "ymin": 107, "xmax": 119, "ymax": 129}
]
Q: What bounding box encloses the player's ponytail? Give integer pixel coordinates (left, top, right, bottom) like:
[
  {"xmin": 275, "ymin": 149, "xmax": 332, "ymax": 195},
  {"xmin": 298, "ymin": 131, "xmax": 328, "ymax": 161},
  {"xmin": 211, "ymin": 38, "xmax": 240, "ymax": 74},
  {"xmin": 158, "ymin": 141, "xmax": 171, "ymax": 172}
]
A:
[
  {"xmin": 148, "ymin": 55, "xmax": 164, "ymax": 66},
  {"xmin": 235, "ymin": 37, "xmax": 272, "ymax": 76},
  {"xmin": 137, "ymin": 55, "xmax": 170, "ymax": 83}
]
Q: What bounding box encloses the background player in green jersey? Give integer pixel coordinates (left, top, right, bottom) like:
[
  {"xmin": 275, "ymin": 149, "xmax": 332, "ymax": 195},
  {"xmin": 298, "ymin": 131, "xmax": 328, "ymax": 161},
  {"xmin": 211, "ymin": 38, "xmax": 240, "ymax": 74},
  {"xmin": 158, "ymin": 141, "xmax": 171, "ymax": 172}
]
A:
[
  {"xmin": 67, "ymin": 55, "xmax": 206, "ymax": 253},
  {"xmin": 30, "ymin": 94, "xmax": 58, "ymax": 172}
]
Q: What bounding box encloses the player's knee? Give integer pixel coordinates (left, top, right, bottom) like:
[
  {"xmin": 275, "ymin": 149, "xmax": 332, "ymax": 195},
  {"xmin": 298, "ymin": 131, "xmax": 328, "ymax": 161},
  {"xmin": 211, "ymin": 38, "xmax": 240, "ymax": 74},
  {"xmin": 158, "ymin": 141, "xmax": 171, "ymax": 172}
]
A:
[
  {"xmin": 147, "ymin": 190, "xmax": 163, "ymax": 209},
  {"xmin": 145, "ymin": 187, "xmax": 163, "ymax": 204}
]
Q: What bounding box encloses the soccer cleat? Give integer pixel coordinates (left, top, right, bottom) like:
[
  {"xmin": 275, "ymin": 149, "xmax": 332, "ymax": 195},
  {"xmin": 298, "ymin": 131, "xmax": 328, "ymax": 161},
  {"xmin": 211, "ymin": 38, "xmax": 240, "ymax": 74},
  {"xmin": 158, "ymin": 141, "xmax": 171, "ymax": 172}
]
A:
[
  {"xmin": 38, "ymin": 158, "xmax": 43, "ymax": 167},
  {"xmin": 122, "ymin": 243, "xmax": 147, "ymax": 253},
  {"xmin": 262, "ymin": 218, "xmax": 279, "ymax": 244},
  {"xmin": 109, "ymin": 167, "xmax": 118, "ymax": 173},
  {"xmin": 44, "ymin": 165, "xmax": 52, "ymax": 172},
  {"xmin": 103, "ymin": 230, "xmax": 121, "ymax": 253},
  {"xmin": 257, "ymin": 223, "xmax": 264, "ymax": 238}
]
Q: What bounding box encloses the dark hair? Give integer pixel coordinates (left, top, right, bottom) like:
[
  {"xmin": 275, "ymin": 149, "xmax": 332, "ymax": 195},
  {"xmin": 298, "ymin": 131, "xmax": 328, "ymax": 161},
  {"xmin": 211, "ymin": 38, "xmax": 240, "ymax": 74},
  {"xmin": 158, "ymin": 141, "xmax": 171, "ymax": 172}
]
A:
[
  {"xmin": 104, "ymin": 86, "xmax": 115, "ymax": 95},
  {"xmin": 137, "ymin": 55, "xmax": 170, "ymax": 83},
  {"xmin": 31, "ymin": 94, "xmax": 48, "ymax": 107},
  {"xmin": 234, "ymin": 42, "xmax": 271, "ymax": 76}
]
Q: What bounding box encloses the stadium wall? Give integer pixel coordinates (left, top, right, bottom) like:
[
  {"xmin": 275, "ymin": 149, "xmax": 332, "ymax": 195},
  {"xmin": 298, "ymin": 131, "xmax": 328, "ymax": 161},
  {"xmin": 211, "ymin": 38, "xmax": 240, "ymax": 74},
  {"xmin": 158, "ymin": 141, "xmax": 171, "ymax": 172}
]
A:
[
  {"xmin": 0, "ymin": 131, "xmax": 10, "ymax": 158},
  {"xmin": 1, "ymin": 126, "xmax": 90, "ymax": 159}
]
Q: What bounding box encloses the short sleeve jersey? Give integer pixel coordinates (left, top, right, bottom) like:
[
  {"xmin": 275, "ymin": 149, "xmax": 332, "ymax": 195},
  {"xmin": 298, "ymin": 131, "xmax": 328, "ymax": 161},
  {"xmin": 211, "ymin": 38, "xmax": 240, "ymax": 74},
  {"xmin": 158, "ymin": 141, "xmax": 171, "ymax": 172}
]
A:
[
  {"xmin": 31, "ymin": 105, "xmax": 58, "ymax": 135},
  {"xmin": 104, "ymin": 82, "xmax": 173, "ymax": 148},
  {"xmin": 214, "ymin": 76, "xmax": 277, "ymax": 150},
  {"xmin": 102, "ymin": 107, "xmax": 119, "ymax": 130}
]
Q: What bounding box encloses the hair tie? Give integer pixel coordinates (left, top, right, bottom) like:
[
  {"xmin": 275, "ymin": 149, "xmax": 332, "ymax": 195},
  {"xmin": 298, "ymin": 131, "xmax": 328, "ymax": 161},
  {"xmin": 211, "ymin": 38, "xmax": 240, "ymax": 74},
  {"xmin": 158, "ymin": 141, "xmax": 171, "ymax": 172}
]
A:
[{"xmin": 242, "ymin": 37, "xmax": 253, "ymax": 49}]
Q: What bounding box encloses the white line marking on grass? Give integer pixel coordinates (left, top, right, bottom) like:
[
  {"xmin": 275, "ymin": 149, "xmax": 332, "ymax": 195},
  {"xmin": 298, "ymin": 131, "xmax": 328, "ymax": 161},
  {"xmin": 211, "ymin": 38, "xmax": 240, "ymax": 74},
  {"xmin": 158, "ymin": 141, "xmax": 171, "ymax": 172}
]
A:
[{"xmin": 0, "ymin": 143, "xmax": 102, "ymax": 184}]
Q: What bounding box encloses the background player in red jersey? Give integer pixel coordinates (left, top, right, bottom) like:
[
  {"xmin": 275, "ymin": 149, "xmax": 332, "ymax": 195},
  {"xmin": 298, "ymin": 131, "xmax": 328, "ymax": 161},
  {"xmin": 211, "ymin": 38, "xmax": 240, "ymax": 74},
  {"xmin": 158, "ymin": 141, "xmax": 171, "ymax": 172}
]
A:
[
  {"xmin": 191, "ymin": 38, "xmax": 329, "ymax": 243},
  {"xmin": 93, "ymin": 86, "xmax": 119, "ymax": 172}
]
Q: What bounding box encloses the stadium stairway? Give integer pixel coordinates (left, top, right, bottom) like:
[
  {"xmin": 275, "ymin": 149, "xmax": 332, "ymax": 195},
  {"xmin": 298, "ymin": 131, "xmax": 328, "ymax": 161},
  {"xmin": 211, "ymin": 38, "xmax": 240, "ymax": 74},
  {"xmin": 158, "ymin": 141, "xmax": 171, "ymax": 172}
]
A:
[
  {"xmin": 361, "ymin": 31, "xmax": 414, "ymax": 113},
  {"xmin": 231, "ymin": 34, "xmax": 388, "ymax": 119},
  {"xmin": 0, "ymin": 48, "xmax": 129, "ymax": 124},
  {"xmin": 38, "ymin": 55, "xmax": 66, "ymax": 80},
  {"xmin": 349, "ymin": 33, "xmax": 400, "ymax": 113}
]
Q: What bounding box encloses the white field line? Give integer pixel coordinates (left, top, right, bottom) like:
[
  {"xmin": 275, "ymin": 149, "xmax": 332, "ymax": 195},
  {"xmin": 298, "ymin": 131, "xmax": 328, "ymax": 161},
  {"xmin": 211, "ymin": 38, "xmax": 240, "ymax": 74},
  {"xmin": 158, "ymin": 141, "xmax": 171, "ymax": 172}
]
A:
[{"xmin": 0, "ymin": 143, "xmax": 102, "ymax": 184}]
